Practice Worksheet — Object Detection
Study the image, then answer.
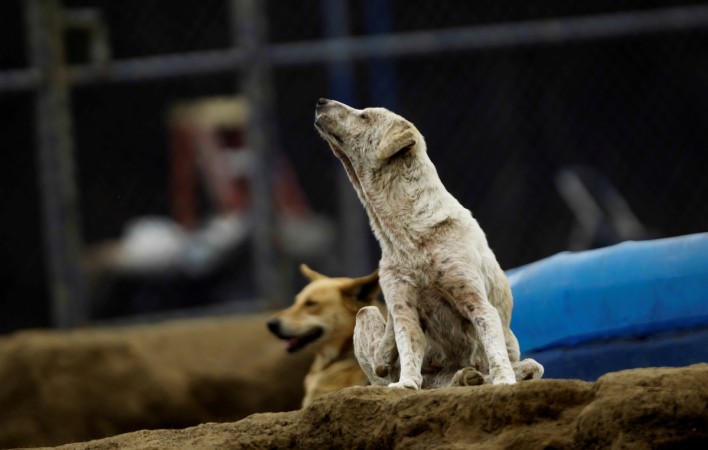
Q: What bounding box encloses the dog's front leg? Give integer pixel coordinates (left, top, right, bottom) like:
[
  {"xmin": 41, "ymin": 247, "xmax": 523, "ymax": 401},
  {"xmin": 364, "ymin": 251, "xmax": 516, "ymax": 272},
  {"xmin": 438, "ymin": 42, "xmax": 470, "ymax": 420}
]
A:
[
  {"xmin": 468, "ymin": 295, "xmax": 516, "ymax": 385},
  {"xmin": 380, "ymin": 274, "xmax": 425, "ymax": 389}
]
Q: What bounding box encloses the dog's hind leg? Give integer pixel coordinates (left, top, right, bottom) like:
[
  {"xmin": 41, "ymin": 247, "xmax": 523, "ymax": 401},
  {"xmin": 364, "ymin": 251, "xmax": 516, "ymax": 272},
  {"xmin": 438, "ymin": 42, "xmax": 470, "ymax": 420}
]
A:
[
  {"xmin": 373, "ymin": 310, "xmax": 398, "ymax": 378},
  {"xmin": 501, "ymin": 305, "xmax": 543, "ymax": 381},
  {"xmin": 501, "ymin": 323, "xmax": 544, "ymax": 381},
  {"xmin": 512, "ymin": 358, "xmax": 544, "ymax": 381},
  {"xmin": 354, "ymin": 306, "xmax": 395, "ymax": 385},
  {"xmin": 504, "ymin": 327, "xmax": 521, "ymax": 363},
  {"xmin": 450, "ymin": 367, "xmax": 487, "ymax": 387}
]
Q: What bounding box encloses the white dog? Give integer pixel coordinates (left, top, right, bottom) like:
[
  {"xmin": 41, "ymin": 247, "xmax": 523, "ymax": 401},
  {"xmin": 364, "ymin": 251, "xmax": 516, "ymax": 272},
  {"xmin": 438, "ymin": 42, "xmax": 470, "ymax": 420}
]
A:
[{"xmin": 314, "ymin": 98, "xmax": 543, "ymax": 389}]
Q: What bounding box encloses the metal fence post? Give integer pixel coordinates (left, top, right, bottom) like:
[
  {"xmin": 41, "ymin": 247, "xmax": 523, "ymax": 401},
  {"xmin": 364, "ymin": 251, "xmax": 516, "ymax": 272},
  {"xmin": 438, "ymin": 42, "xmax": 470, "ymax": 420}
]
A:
[
  {"xmin": 230, "ymin": 0, "xmax": 289, "ymax": 307},
  {"xmin": 322, "ymin": 0, "xmax": 373, "ymax": 277},
  {"xmin": 25, "ymin": 0, "xmax": 86, "ymax": 328}
]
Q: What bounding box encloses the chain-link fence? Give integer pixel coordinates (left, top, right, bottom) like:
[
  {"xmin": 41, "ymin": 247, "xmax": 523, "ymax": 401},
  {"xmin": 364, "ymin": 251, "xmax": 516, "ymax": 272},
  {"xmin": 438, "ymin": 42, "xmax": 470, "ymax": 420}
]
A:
[{"xmin": 2, "ymin": 0, "xmax": 708, "ymax": 332}]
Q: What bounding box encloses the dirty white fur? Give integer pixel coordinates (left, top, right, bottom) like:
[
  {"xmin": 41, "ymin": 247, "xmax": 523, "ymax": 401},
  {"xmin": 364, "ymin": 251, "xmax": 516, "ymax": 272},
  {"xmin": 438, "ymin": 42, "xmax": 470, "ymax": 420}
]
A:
[{"xmin": 314, "ymin": 99, "xmax": 543, "ymax": 388}]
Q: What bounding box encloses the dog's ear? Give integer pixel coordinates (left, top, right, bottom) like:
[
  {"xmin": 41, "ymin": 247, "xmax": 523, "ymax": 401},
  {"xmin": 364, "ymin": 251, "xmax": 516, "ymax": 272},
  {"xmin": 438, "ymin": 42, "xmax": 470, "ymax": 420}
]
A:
[
  {"xmin": 300, "ymin": 263, "xmax": 328, "ymax": 281},
  {"xmin": 341, "ymin": 269, "xmax": 380, "ymax": 305},
  {"xmin": 376, "ymin": 119, "xmax": 416, "ymax": 161}
]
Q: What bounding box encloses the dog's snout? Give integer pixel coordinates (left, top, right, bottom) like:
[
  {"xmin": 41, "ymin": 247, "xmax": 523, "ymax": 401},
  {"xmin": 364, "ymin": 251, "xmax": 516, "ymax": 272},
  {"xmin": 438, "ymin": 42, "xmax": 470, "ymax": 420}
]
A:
[
  {"xmin": 316, "ymin": 98, "xmax": 329, "ymax": 107},
  {"xmin": 266, "ymin": 318, "xmax": 281, "ymax": 336}
]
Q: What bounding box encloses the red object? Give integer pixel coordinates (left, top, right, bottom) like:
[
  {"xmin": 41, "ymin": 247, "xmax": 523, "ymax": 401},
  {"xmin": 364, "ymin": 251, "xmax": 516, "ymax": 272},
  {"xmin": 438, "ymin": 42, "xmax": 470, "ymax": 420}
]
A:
[{"xmin": 168, "ymin": 108, "xmax": 312, "ymax": 228}]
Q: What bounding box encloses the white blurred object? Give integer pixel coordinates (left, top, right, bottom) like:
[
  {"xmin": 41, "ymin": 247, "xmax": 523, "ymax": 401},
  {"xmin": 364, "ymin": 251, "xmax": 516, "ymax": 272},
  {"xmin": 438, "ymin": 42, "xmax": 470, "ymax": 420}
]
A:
[
  {"xmin": 117, "ymin": 217, "xmax": 187, "ymax": 274},
  {"xmin": 86, "ymin": 208, "xmax": 335, "ymax": 283},
  {"xmin": 114, "ymin": 214, "xmax": 250, "ymax": 277}
]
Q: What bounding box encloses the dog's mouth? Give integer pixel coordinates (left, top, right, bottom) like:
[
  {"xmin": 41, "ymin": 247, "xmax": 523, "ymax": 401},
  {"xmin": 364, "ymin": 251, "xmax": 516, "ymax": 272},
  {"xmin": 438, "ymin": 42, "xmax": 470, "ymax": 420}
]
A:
[
  {"xmin": 315, "ymin": 118, "xmax": 356, "ymax": 178},
  {"xmin": 281, "ymin": 327, "xmax": 324, "ymax": 353},
  {"xmin": 314, "ymin": 110, "xmax": 327, "ymax": 134},
  {"xmin": 314, "ymin": 109, "xmax": 364, "ymax": 200},
  {"xmin": 314, "ymin": 117, "xmax": 344, "ymax": 146}
]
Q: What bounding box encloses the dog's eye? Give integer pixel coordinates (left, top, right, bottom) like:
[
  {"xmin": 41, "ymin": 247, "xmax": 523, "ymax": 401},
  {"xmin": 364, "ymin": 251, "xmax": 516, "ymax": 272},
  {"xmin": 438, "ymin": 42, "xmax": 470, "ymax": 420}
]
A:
[
  {"xmin": 361, "ymin": 113, "xmax": 369, "ymax": 121},
  {"xmin": 304, "ymin": 300, "xmax": 318, "ymax": 308}
]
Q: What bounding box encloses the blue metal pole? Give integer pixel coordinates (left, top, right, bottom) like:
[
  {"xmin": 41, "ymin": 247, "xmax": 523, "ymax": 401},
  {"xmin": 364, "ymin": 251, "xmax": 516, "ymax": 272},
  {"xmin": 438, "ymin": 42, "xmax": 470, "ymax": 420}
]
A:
[
  {"xmin": 321, "ymin": 0, "xmax": 372, "ymax": 276},
  {"xmin": 363, "ymin": 0, "xmax": 397, "ymax": 110}
]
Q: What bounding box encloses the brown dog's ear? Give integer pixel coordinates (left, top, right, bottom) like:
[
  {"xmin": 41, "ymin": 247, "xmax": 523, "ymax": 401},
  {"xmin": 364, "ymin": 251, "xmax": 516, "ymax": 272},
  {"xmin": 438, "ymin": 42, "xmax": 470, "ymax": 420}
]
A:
[
  {"xmin": 341, "ymin": 269, "xmax": 380, "ymax": 305},
  {"xmin": 376, "ymin": 119, "xmax": 416, "ymax": 160},
  {"xmin": 300, "ymin": 264, "xmax": 328, "ymax": 281}
]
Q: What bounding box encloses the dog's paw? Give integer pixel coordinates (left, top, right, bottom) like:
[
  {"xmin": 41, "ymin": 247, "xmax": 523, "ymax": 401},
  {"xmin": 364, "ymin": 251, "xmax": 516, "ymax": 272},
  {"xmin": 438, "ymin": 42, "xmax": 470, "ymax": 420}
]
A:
[
  {"xmin": 489, "ymin": 365, "xmax": 517, "ymax": 385},
  {"xmin": 491, "ymin": 375, "xmax": 516, "ymax": 385},
  {"xmin": 369, "ymin": 377, "xmax": 390, "ymax": 386},
  {"xmin": 451, "ymin": 367, "xmax": 487, "ymax": 387},
  {"xmin": 388, "ymin": 379, "xmax": 420, "ymax": 390}
]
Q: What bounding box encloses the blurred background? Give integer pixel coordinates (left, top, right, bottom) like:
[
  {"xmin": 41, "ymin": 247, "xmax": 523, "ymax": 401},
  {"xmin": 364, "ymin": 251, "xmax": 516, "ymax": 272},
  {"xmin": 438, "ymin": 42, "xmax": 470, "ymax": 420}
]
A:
[{"xmin": 1, "ymin": 0, "xmax": 708, "ymax": 333}]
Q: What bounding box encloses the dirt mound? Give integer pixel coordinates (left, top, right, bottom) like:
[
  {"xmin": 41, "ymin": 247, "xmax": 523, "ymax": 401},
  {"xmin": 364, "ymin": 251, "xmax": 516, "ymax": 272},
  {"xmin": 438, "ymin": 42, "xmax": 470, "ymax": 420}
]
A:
[
  {"xmin": 33, "ymin": 363, "xmax": 708, "ymax": 450},
  {"xmin": 0, "ymin": 314, "xmax": 312, "ymax": 448},
  {"xmin": 2, "ymin": 316, "xmax": 707, "ymax": 450}
]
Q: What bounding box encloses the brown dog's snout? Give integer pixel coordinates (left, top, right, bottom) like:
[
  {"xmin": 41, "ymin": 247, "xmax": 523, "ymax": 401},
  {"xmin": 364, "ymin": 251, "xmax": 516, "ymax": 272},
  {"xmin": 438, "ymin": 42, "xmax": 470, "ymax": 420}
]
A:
[{"xmin": 266, "ymin": 318, "xmax": 281, "ymax": 337}]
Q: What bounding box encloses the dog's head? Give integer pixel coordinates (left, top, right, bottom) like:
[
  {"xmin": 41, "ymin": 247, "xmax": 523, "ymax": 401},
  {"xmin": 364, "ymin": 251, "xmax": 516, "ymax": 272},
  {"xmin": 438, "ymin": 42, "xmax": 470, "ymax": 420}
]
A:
[
  {"xmin": 314, "ymin": 98, "xmax": 425, "ymax": 174},
  {"xmin": 267, "ymin": 264, "xmax": 380, "ymax": 354}
]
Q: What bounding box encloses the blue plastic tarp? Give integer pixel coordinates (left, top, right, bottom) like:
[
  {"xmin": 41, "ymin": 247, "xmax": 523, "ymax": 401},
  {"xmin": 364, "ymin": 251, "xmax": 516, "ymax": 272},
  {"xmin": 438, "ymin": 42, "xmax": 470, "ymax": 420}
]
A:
[{"xmin": 508, "ymin": 233, "xmax": 708, "ymax": 353}]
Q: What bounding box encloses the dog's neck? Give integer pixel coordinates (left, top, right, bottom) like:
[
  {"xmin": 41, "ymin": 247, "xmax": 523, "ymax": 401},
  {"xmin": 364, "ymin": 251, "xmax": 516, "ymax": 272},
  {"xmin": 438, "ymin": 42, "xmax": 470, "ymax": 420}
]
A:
[
  {"xmin": 311, "ymin": 335, "xmax": 356, "ymax": 371},
  {"xmin": 344, "ymin": 150, "xmax": 463, "ymax": 255}
]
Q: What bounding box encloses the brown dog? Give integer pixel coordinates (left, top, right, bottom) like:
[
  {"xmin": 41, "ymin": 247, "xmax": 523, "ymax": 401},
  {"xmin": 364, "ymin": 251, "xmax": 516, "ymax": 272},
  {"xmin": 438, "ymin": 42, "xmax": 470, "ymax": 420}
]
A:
[{"xmin": 267, "ymin": 264, "xmax": 380, "ymax": 407}]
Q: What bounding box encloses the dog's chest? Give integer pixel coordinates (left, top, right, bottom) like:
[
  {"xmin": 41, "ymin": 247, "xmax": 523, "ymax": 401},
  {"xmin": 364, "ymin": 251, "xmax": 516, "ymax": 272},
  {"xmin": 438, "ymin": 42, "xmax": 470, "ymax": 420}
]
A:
[{"xmin": 416, "ymin": 291, "xmax": 484, "ymax": 367}]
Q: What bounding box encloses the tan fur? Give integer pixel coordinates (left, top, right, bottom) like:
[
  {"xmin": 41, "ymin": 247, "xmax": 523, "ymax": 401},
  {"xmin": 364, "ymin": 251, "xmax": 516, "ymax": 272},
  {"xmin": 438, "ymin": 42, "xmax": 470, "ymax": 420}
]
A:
[
  {"xmin": 314, "ymin": 98, "xmax": 543, "ymax": 389},
  {"xmin": 267, "ymin": 264, "xmax": 380, "ymax": 407}
]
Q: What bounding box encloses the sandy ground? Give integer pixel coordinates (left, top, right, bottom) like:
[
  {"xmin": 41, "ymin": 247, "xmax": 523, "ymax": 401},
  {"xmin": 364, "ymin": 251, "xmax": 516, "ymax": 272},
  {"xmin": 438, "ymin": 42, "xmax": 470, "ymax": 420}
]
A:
[{"xmin": 1, "ymin": 317, "xmax": 706, "ymax": 449}]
